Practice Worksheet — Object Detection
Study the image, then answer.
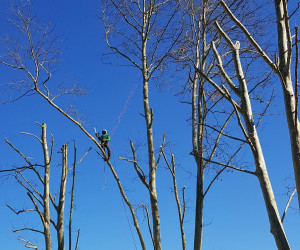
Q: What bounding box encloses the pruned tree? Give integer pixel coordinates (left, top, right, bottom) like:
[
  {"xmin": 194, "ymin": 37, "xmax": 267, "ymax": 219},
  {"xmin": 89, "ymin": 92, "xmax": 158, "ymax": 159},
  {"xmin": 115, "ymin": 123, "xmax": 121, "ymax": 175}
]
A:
[
  {"xmin": 196, "ymin": 15, "xmax": 290, "ymax": 247},
  {"xmin": 5, "ymin": 123, "xmax": 53, "ymax": 250},
  {"xmin": 4, "ymin": 123, "xmax": 89, "ymax": 250},
  {"xmin": 174, "ymin": 1, "xmax": 268, "ymax": 249},
  {"xmin": 218, "ymin": 0, "xmax": 300, "ymax": 209}
]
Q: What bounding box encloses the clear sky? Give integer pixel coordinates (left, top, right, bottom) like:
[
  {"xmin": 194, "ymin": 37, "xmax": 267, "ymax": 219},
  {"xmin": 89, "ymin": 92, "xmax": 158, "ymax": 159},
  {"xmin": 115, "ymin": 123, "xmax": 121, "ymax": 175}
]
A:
[{"xmin": 0, "ymin": 1, "xmax": 299, "ymax": 250}]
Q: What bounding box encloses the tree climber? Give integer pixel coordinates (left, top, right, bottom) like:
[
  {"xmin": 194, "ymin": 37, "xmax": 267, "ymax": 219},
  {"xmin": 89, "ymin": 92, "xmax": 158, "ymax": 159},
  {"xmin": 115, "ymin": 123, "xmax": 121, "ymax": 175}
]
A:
[{"xmin": 96, "ymin": 129, "xmax": 111, "ymax": 160}]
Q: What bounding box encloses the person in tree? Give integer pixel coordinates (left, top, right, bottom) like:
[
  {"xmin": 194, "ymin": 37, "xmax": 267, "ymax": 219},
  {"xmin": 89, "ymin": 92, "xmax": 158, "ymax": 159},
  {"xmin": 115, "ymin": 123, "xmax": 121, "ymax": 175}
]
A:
[{"xmin": 96, "ymin": 129, "xmax": 111, "ymax": 159}]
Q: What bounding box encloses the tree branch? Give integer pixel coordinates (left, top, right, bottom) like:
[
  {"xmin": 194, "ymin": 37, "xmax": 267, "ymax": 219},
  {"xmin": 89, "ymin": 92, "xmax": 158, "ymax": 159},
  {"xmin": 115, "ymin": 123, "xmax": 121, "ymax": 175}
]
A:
[
  {"xmin": 201, "ymin": 157, "xmax": 256, "ymax": 176},
  {"xmin": 219, "ymin": 0, "xmax": 278, "ymax": 73},
  {"xmin": 281, "ymin": 188, "xmax": 297, "ymax": 223}
]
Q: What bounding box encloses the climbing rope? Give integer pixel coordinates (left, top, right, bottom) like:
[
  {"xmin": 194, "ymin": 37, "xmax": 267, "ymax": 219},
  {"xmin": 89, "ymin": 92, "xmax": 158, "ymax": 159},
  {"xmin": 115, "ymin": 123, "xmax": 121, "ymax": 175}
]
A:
[
  {"xmin": 111, "ymin": 155, "xmax": 138, "ymax": 250},
  {"xmin": 120, "ymin": 192, "xmax": 138, "ymax": 250},
  {"xmin": 110, "ymin": 76, "xmax": 140, "ymax": 137}
]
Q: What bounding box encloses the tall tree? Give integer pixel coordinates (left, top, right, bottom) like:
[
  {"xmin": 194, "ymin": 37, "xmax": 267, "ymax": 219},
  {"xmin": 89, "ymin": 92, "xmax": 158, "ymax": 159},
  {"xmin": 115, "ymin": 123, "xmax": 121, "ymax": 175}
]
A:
[
  {"xmin": 197, "ymin": 18, "xmax": 290, "ymax": 248},
  {"xmin": 102, "ymin": 1, "xmax": 182, "ymax": 248},
  {"xmin": 219, "ymin": 0, "xmax": 300, "ymax": 208},
  {"xmin": 176, "ymin": 1, "xmax": 264, "ymax": 249}
]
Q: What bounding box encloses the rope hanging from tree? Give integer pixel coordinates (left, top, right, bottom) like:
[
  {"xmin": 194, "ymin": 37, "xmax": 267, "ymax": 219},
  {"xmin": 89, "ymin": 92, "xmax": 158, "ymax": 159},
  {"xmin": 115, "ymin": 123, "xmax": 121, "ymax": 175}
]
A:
[{"xmin": 110, "ymin": 78, "xmax": 140, "ymax": 137}]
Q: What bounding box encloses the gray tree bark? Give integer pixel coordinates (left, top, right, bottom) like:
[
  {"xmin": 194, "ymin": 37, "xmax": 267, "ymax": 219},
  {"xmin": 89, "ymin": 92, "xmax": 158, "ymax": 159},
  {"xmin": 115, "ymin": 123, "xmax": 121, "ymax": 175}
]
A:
[
  {"xmin": 57, "ymin": 144, "xmax": 68, "ymax": 250},
  {"xmin": 220, "ymin": 0, "xmax": 300, "ymax": 209},
  {"xmin": 274, "ymin": 0, "xmax": 300, "ymax": 209},
  {"xmin": 209, "ymin": 24, "xmax": 290, "ymax": 248},
  {"xmin": 41, "ymin": 123, "xmax": 52, "ymax": 250}
]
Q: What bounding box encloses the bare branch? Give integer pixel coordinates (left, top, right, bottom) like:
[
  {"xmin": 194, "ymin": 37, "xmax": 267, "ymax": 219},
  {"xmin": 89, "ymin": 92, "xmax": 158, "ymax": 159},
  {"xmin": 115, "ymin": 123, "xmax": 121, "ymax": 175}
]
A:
[
  {"xmin": 20, "ymin": 132, "xmax": 42, "ymax": 144},
  {"xmin": 0, "ymin": 165, "xmax": 33, "ymax": 173},
  {"xmin": 68, "ymin": 147, "xmax": 91, "ymax": 172},
  {"xmin": 75, "ymin": 229, "xmax": 80, "ymax": 250},
  {"xmin": 6, "ymin": 203, "xmax": 35, "ymax": 214},
  {"xmin": 204, "ymin": 142, "xmax": 246, "ymax": 197},
  {"xmin": 13, "ymin": 227, "xmax": 43, "ymax": 235},
  {"xmin": 202, "ymin": 157, "xmax": 256, "ymax": 176},
  {"xmin": 5, "ymin": 138, "xmax": 33, "ymax": 166},
  {"xmin": 15, "ymin": 173, "xmax": 43, "ymax": 207},
  {"xmin": 17, "ymin": 238, "xmax": 38, "ymax": 250},
  {"xmin": 155, "ymin": 134, "xmax": 165, "ymax": 169},
  {"xmin": 141, "ymin": 203, "xmax": 154, "ymax": 247},
  {"xmin": 211, "ymin": 40, "xmax": 240, "ymax": 96},
  {"xmin": 219, "ymin": 0, "xmax": 278, "ymax": 73},
  {"xmin": 26, "ymin": 192, "xmax": 45, "ymax": 226},
  {"xmin": 18, "ymin": 170, "xmax": 43, "ymax": 199},
  {"xmin": 281, "ymin": 188, "xmax": 297, "ymax": 223},
  {"xmin": 161, "ymin": 147, "xmax": 186, "ymax": 250},
  {"xmin": 199, "ymin": 122, "xmax": 247, "ymax": 143}
]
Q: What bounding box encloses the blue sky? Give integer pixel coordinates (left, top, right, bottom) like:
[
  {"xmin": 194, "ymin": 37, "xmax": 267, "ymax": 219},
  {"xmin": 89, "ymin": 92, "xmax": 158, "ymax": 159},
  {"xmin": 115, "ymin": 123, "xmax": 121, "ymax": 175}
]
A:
[{"xmin": 0, "ymin": 0, "xmax": 299, "ymax": 250}]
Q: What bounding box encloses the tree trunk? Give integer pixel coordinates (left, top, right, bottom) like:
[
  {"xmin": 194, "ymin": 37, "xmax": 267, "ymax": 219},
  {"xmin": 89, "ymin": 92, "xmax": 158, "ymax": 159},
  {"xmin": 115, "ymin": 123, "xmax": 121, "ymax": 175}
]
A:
[
  {"xmin": 41, "ymin": 123, "xmax": 52, "ymax": 250},
  {"xmin": 274, "ymin": 0, "xmax": 300, "ymax": 208},
  {"xmin": 233, "ymin": 44, "xmax": 290, "ymax": 249},
  {"xmin": 192, "ymin": 72, "xmax": 205, "ymax": 250},
  {"xmin": 57, "ymin": 144, "xmax": 68, "ymax": 250},
  {"xmin": 193, "ymin": 13, "xmax": 206, "ymax": 247},
  {"xmin": 141, "ymin": 2, "xmax": 162, "ymax": 245},
  {"xmin": 193, "ymin": 160, "xmax": 204, "ymax": 250},
  {"xmin": 143, "ymin": 77, "xmax": 161, "ymax": 250}
]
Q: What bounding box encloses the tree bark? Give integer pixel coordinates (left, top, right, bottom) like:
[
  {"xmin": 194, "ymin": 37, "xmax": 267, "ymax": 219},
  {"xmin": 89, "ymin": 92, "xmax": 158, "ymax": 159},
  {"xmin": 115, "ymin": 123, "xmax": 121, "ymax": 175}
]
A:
[
  {"xmin": 142, "ymin": 2, "xmax": 161, "ymax": 248},
  {"xmin": 274, "ymin": 0, "xmax": 300, "ymax": 209},
  {"xmin": 220, "ymin": 0, "xmax": 300, "ymax": 209},
  {"xmin": 57, "ymin": 144, "xmax": 68, "ymax": 250},
  {"xmin": 193, "ymin": 7, "xmax": 206, "ymax": 247},
  {"xmin": 143, "ymin": 74, "xmax": 161, "ymax": 250},
  {"xmin": 41, "ymin": 123, "xmax": 52, "ymax": 250},
  {"xmin": 228, "ymin": 41, "xmax": 290, "ymax": 249},
  {"xmin": 192, "ymin": 62, "xmax": 205, "ymax": 250}
]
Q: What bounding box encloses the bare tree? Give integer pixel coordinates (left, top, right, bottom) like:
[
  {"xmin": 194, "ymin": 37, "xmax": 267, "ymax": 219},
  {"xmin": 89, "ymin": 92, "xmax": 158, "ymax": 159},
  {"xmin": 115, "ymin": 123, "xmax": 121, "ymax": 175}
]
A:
[
  {"xmin": 196, "ymin": 15, "xmax": 290, "ymax": 247},
  {"xmin": 0, "ymin": 3, "xmax": 147, "ymax": 249},
  {"xmin": 4, "ymin": 123, "xmax": 88, "ymax": 250},
  {"xmin": 175, "ymin": 1, "xmax": 263, "ymax": 249},
  {"xmin": 5, "ymin": 123, "xmax": 52, "ymax": 250},
  {"xmin": 101, "ymin": 1, "xmax": 182, "ymax": 249},
  {"xmin": 218, "ymin": 0, "xmax": 300, "ymax": 209}
]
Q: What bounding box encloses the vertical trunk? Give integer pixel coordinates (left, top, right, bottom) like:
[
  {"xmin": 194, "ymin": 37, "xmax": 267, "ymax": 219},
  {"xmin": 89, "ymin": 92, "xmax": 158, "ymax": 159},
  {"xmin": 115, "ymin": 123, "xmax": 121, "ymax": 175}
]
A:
[
  {"xmin": 170, "ymin": 155, "xmax": 186, "ymax": 250},
  {"xmin": 57, "ymin": 144, "xmax": 68, "ymax": 250},
  {"xmin": 41, "ymin": 123, "xmax": 52, "ymax": 250},
  {"xmin": 142, "ymin": 5, "xmax": 161, "ymax": 246},
  {"xmin": 274, "ymin": 0, "xmax": 300, "ymax": 208},
  {"xmin": 194, "ymin": 5, "xmax": 207, "ymax": 246},
  {"xmin": 69, "ymin": 147, "xmax": 76, "ymax": 250},
  {"xmin": 143, "ymin": 76, "xmax": 161, "ymax": 250},
  {"xmin": 193, "ymin": 159, "xmax": 204, "ymax": 250},
  {"xmin": 193, "ymin": 73, "xmax": 205, "ymax": 250}
]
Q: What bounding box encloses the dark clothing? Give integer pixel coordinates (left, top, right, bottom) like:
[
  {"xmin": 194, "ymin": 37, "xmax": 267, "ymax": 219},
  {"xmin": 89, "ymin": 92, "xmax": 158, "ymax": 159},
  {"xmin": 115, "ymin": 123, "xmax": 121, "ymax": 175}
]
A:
[{"xmin": 100, "ymin": 140, "xmax": 111, "ymax": 159}]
